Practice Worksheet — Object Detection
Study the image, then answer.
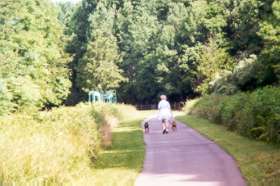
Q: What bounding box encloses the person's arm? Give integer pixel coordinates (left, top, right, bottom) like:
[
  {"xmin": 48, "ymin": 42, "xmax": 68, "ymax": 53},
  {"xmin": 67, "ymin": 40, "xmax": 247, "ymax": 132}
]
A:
[{"xmin": 167, "ymin": 101, "xmax": 171, "ymax": 110}]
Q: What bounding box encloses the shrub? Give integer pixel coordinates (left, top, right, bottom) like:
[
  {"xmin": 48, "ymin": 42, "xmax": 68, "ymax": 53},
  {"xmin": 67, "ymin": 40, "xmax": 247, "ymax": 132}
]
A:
[
  {"xmin": 238, "ymin": 87, "xmax": 280, "ymax": 142},
  {"xmin": 0, "ymin": 80, "xmax": 13, "ymax": 115},
  {"xmin": 183, "ymin": 98, "xmax": 200, "ymax": 114},
  {"xmin": 185, "ymin": 86, "xmax": 280, "ymax": 143},
  {"xmin": 220, "ymin": 93, "xmax": 248, "ymax": 130},
  {"xmin": 190, "ymin": 95, "xmax": 225, "ymax": 124}
]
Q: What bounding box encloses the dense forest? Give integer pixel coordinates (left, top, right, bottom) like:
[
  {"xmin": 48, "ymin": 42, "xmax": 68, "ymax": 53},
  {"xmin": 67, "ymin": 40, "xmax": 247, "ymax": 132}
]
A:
[
  {"xmin": 64, "ymin": 0, "xmax": 279, "ymax": 104},
  {"xmin": 0, "ymin": 0, "xmax": 279, "ymax": 110}
]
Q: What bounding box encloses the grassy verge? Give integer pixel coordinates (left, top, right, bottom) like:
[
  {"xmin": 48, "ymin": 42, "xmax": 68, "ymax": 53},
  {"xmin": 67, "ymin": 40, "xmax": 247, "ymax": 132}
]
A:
[
  {"xmin": 92, "ymin": 110, "xmax": 155, "ymax": 186},
  {"xmin": 176, "ymin": 115, "xmax": 280, "ymax": 186},
  {"xmin": 0, "ymin": 103, "xmax": 152, "ymax": 185}
]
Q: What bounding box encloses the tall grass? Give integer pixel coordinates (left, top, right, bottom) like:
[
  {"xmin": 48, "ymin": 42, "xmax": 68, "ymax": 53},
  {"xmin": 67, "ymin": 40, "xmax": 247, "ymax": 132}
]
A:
[{"xmin": 0, "ymin": 103, "xmax": 137, "ymax": 185}]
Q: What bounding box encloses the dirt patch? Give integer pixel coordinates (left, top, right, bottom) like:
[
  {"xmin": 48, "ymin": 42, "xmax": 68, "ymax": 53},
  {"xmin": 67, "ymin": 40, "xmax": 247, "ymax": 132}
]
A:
[
  {"xmin": 100, "ymin": 124, "xmax": 112, "ymax": 147},
  {"xmin": 100, "ymin": 116, "xmax": 119, "ymax": 147}
]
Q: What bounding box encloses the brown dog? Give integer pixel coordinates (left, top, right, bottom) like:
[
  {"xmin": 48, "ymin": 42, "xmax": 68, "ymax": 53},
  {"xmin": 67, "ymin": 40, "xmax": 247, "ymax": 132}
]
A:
[{"xmin": 171, "ymin": 120, "xmax": 177, "ymax": 131}]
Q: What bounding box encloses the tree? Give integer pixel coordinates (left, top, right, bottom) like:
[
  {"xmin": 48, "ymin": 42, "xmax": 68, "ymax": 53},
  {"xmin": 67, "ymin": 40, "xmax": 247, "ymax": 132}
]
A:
[
  {"xmin": 0, "ymin": 0, "xmax": 71, "ymax": 112},
  {"xmin": 76, "ymin": 2, "xmax": 125, "ymax": 92},
  {"xmin": 64, "ymin": 0, "xmax": 97, "ymax": 103},
  {"xmin": 258, "ymin": 0, "xmax": 280, "ymax": 84},
  {"xmin": 197, "ymin": 38, "xmax": 234, "ymax": 94},
  {"xmin": 65, "ymin": 0, "xmax": 280, "ymax": 104}
]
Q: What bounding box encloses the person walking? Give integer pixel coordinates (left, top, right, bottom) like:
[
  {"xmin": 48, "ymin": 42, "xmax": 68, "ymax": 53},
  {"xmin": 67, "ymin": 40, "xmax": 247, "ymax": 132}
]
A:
[{"xmin": 158, "ymin": 95, "xmax": 172, "ymax": 134}]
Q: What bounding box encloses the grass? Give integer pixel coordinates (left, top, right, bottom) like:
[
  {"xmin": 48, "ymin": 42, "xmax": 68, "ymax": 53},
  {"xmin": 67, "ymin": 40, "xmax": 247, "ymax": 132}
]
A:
[
  {"xmin": 176, "ymin": 115, "xmax": 280, "ymax": 186},
  {"xmin": 92, "ymin": 110, "xmax": 155, "ymax": 186},
  {"xmin": 0, "ymin": 103, "xmax": 152, "ymax": 185},
  {"xmin": 0, "ymin": 105, "xmax": 100, "ymax": 185}
]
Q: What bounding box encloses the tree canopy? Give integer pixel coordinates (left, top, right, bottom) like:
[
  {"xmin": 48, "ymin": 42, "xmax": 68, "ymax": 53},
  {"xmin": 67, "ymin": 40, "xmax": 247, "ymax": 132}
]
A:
[
  {"xmin": 66, "ymin": 0, "xmax": 279, "ymax": 104},
  {"xmin": 0, "ymin": 0, "xmax": 279, "ymax": 112},
  {"xmin": 0, "ymin": 0, "xmax": 71, "ymax": 113}
]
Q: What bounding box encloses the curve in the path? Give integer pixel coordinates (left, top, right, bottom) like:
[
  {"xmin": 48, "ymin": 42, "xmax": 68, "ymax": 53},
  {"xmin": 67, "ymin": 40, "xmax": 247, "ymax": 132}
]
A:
[{"xmin": 135, "ymin": 118, "xmax": 246, "ymax": 186}]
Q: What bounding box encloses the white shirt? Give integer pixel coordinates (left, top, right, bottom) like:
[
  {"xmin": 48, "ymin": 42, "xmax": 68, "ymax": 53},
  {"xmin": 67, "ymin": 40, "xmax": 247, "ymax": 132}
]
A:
[
  {"xmin": 158, "ymin": 100, "xmax": 172, "ymax": 120},
  {"xmin": 158, "ymin": 100, "xmax": 171, "ymax": 110}
]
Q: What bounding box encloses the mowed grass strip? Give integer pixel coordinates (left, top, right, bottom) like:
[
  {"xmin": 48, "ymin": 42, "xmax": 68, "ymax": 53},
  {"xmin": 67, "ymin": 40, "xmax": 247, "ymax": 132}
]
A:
[
  {"xmin": 176, "ymin": 115, "xmax": 280, "ymax": 186},
  {"xmin": 92, "ymin": 118, "xmax": 145, "ymax": 186}
]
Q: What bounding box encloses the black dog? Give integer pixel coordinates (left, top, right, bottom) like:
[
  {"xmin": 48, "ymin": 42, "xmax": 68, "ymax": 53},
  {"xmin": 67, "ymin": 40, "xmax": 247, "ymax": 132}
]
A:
[{"xmin": 144, "ymin": 122, "xmax": 149, "ymax": 133}]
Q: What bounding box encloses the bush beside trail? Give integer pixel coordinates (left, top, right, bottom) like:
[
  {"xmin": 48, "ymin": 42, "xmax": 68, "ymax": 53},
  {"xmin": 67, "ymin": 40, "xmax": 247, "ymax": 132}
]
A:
[
  {"xmin": 184, "ymin": 86, "xmax": 280, "ymax": 144},
  {"xmin": 0, "ymin": 103, "xmax": 136, "ymax": 185}
]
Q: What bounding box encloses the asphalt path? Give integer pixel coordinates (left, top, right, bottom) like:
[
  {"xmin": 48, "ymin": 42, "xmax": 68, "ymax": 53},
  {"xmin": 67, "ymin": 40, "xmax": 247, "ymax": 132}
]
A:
[{"xmin": 135, "ymin": 118, "xmax": 246, "ymax": 186}]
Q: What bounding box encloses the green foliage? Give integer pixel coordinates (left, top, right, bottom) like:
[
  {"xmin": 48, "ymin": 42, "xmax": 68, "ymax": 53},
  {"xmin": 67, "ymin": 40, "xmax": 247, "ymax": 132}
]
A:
[
  {"xmin": 210, "ymin": 55, "xmax": 260, "ymax": 94},
  {"xmin": 0, "ymin": 103, "xmax": 136, "ymax": 185},
  {"xmin": 56, "ymin": 1, "xmax": 76, "ymax": 29},
  {"xmin": 194, "ymin": 0, "xmax": 278, "ymax": 96},
  {"xmin": 0, "ymin": 105, "xmax": 98, "ymax": 185},
  {"xmin": 64, "ymin": 0, "xmax": 279, "ymax": 103},
  {"xmin": 224, "ymin": 0, "xmax": 263, "ymax": 54},
  {"xmin": 258, "ymin": 0, "xmax": 280, "ymax": 84},
  {"xmin": 67, "ymin": 0, "xmax": 126, "ymax": 101},
  {"xmin": 209, "ymin": 52, "xmax": 279, "ymax": 95},
  {"xmin": 186, "ymin": 86, "xmax": 280, "ymax": 143},
  {"xmin": 0, "ymin": 80, "xmax": 13, "ymax": 114},
  {"xmin": 197, "ymin": 37, "xmax": 234, "ymax": 94},
  {"xmin": 0, "ymin": 0, "xmax": 279, "ymax": 108},
  {"xmin": 77, "ymin": 33, "xmax": 125, "ymax": 92},
  {"xmin": 237, "ymin": 87, "xmax": 280, "ymax": 142},
  {"xmin": 219, "ymin": 93, "xmax": 248, "ymax": 130},
  {"xmin": 0, "ymin": 0, "xmax": 71, "ymax": 112},
  {"xmin": 8, "ymin": 77, "xmax": 42, "ymax": 110},
  {"xmin": 76, "ymin": 3, "xmax": 125, "ymax": 92}
]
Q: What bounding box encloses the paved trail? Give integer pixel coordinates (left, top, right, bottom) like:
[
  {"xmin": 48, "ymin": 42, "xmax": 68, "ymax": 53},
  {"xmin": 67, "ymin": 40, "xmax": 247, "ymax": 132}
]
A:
[{"xmin": 135, "ymin": 118, "xmax": 246, "ymax": 186}]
